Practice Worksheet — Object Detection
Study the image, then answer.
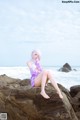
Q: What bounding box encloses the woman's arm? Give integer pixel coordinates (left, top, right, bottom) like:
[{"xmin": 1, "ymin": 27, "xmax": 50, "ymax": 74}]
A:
[
  {"xmin": 27, "ymin": 61, "xmax": 37, "ymax": 71},
  {"xmin": 27, "ymin": 61, "xmax": 41, "ymax": 73},
  {"xmin": 27, "ymin": 61, "xmax": 32, "ymax": 69}
]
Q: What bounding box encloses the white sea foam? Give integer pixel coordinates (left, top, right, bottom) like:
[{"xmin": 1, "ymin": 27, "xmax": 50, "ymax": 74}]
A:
[
  {"xmin": 53, "ymin": 70, "xmax": 80, "ymax": 90},
  {"xmin": 0, "ymin": 66, "xmax": 80, "ymax": 89},
  {"xmin": 0, "ymin": 67, "xmax": 30, "ymax": 80}
]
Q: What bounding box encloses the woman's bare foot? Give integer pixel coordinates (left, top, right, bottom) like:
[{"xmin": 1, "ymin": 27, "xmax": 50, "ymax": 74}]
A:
[{"xmin": 40, "ymin": 91, "xmax": 50, "ymax": 99}]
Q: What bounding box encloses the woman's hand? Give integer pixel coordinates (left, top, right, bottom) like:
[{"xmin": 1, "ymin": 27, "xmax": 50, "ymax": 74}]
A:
[{"xmin": 35, "ymin": 67, "xmax": 41, "ymax": 73}]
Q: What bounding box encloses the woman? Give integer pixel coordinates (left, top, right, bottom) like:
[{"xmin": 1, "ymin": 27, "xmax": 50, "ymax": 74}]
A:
[{"xmin": 27, "ymin": 50, "xmax": 63, "ymax": 99}]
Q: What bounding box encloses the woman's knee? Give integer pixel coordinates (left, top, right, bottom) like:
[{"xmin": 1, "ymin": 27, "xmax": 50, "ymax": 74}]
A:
[
  {"xmin": 42, "ymin": 70, "xmax": 48, "ymax": 76},
  {"xmin": 47, "ymin": 70, "xmax": 53, "ymax": 78},
  {"xmin": 42, "ymin": 70, "xmax": 53, "ymax": 79}
]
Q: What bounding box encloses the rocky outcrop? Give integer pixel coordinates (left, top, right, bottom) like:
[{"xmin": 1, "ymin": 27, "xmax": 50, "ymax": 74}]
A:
[
  {"xmin": 0, "ymin": 74, "xmax": 79, "ymax": 120},
  {"xmin": 70, "ymin": 85, "xmax": 80, "ymax": 120},
  {"xmin": 59, "ymin": 63, "xmax": 72, "ymax": 72},
  {"xmin": 70, "ymin": 85, "xmax": 80, "ymax": 97}
]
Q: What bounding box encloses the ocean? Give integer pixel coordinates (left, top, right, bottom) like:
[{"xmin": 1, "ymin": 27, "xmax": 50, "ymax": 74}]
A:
[{"xmin": 0, "ymin": 66, "xmax": 80, "ymax": 90}]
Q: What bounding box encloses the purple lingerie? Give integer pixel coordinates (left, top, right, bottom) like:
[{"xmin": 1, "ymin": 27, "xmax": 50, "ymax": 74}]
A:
[{"xmin": 30, "ymin": 60, "xmax": 42, "ymax": 87}]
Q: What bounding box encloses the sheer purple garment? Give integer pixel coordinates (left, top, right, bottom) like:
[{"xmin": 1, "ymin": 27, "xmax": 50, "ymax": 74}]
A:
[{"xmin": 30, "ymin": 60, "xmax": 42, "ymax": 87}]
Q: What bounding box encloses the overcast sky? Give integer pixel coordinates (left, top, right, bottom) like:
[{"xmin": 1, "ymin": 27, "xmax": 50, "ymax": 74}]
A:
[{"xmin": 0, "ymin": 0, "xmax": 80, "ymax": 67}]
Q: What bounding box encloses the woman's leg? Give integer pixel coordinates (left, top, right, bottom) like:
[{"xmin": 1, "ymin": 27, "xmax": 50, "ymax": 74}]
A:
[
  {"xmin": 47, "ymin": 70, "xmax": 63, "ymax": 99},
  {"xmin": 34, "ymin": 70, "xmax": 50, "ymax": 99},
  {"xmin": 34, "ymin": 70, "xmax": 63, "ymax": 99}
]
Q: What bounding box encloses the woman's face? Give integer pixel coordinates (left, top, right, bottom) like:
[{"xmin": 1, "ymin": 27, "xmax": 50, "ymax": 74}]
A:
[{"xmin": 32, "ymin": 52, "xmax": 40, "ymax": 60}]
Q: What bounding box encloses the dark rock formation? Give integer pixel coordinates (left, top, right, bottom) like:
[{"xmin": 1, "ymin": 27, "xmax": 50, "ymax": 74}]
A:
[
  {"xmin": 73, "ymin": 69, "xmax": 77, "ymax": 71},
  {"xmin": 70, "ymin": 85, "xmax": 80, "ymax": 97},
  {"xmin": 0, "ymin": 74, "xmax": 79, "ymax": 120},
  {"xmin": 59, "ymin": 63, "xmax": 72, "ymax": 72},
  {"xmin": 70, "ymin": 85, "xmax": 80, "ymax": 120}
]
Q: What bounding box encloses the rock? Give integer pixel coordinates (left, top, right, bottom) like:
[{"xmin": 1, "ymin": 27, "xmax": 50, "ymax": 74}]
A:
[
  {"xmin": 70, "ymin": 85, "xmax": 80, "ymax": 97},
  {"xmin": 76, "ymin": 112, "xmax": 80, "ymax": 120},
  {"xmin": 0, "ymin": 75, "xmax": 79, "ymax": 120},
  {"xmin": 71, "ymin": 92, "xmax": 80, "ymax": 111},
  {"xmin": 73, "ymin": 69, "xmax": 77, "ymax": 71},
  {"xmin": 0, "ymin": 74, "xmax": 30, "ymax": 89},
  {"xmin": 59, "ymin": 63, "xmax": 72, "ymax": 72},
  {"xmin": 0, "ymin": 74, "xmax": 20, "ymax": 87},
  {"xmin": 58, "ymin": 83, "xmax": 72, "ymax": 103},
  {"xmin": 70, "ymin": 85, "xmax": 80, "ymax": 120}
]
